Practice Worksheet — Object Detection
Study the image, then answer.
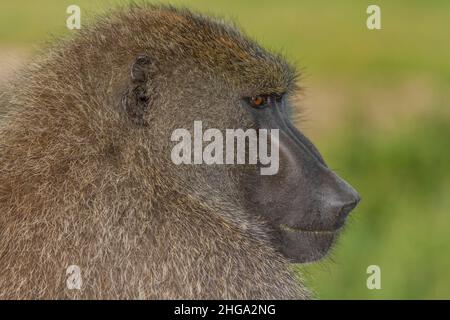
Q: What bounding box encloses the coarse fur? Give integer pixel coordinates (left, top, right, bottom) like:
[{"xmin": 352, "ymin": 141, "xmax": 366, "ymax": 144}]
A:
[{"xmin": 0, "ymin": 4, "xmax": 311, "ymax": 299}]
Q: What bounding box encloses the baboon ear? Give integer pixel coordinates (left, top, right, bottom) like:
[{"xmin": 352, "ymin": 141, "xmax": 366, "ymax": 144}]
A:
[
  {"xmin": 122, "ymin": 55, "xmax": 154, "ymax": 126},
  {"xmin": 130, "ymin": 55, "xmax": 152, "ymax": 82}
]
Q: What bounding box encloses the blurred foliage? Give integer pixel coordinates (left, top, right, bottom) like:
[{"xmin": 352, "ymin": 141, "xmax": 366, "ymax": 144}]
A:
[
  {"xmin": 1, "ymin": 0, "xmax": 450, "ymax": 81},
  {"xmin": 0, "ymin": 0, "xmax": 449, "ymax": 299},
  {"xmin": 301, "ymin": 112, "xmax": 450, "ymax": 299}
]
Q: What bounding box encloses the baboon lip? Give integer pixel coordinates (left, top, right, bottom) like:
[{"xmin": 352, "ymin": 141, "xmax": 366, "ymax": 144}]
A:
[{"xmin": 279, "ymin": 224, "xmax": 340, "ymax": 235}]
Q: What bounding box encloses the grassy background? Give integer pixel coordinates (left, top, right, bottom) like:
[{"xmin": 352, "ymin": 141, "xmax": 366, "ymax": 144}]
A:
[{"xmin": 1, "ymin": 0, "xmax": 449, "ymax": 299}]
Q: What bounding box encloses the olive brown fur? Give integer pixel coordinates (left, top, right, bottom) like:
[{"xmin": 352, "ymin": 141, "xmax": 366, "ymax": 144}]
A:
[{"xmin": 0, "ymin": 5, "xmax": 312, "ymax": 299}]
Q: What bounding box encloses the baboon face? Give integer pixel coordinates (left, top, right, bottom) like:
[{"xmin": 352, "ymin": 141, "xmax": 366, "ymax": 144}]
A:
[
  {"xmin": 155, "ymin": 72, "xmax": 360, "ymax": 264},
  {"xmin": 242, "ymin": 94, "xmax": 360, "ymax": 263},
  {"xmin": 122, "ymin": 10, "xmax": 360, "ymax": 264}
]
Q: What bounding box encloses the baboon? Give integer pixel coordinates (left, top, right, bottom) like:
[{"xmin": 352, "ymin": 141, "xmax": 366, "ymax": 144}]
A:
[{"xmin": 0, "ymin": 5, "xmax": 359, "ymax": 299}]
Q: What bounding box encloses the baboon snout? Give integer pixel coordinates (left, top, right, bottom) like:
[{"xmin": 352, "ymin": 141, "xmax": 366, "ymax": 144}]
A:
[{"xmin": 319, "ymin": 171, "xmax": 360, "ymax": 230}]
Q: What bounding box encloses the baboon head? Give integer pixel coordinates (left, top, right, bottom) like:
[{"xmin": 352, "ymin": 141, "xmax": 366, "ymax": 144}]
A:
[
  {"xmin": 0, "ymin": 5, "xmax": 361, "ymax": 300},
  {"xmin": 114, "ymin": 6, "xmax": 360, "ymax": 263}
]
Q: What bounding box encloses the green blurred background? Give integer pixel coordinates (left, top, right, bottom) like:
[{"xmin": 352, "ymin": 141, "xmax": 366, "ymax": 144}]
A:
[{"xmin": 1, "ymin": 0, "xmax": 449, "ymax": 299}]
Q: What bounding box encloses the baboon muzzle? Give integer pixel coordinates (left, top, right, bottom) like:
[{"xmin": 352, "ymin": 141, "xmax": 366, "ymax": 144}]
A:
[{"xmin": 246, "ymin": 98, "xmax": 360, "ymax": 262}]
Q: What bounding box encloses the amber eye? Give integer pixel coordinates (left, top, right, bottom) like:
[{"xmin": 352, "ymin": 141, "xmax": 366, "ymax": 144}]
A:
[{"xmin": 249, "ymin": 95, "xmax": 266, "ymax": 108}]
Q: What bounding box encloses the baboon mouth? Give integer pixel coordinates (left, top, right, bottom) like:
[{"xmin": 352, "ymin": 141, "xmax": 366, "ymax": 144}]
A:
[
  {"xmin": 277, "ymin": 224, "xmax": 339, "ymax": 263},
  {"xmin": 279, "ymin": 224, "xmax": 339, "ymax": 235}
]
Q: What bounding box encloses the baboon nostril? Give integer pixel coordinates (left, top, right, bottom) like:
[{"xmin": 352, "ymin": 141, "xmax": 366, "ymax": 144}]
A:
[
  {"xmin": 340, "ymin": 199, "xmax": 359, "ymax": 218},
  {"xmin": 332, "ymin": 193, "xmax": 360, "ymax": 229},
  {"xmin": 333, "ymin": 176, "xmax": 360, "ymax": 220}
]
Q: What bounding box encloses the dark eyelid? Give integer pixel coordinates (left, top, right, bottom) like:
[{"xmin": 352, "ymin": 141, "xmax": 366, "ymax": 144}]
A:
[{"xmin": 243, "ymin": 93, "xmax": 284, "ymax": 106}]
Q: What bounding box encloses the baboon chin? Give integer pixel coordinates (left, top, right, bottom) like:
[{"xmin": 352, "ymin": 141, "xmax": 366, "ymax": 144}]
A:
[{"xmin": 0, "ymin": 4, "xmax": 359, "ymax": 299}]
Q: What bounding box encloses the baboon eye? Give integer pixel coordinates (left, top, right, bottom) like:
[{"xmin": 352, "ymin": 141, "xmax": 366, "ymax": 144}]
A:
[{"xmin": 248, "ymin": 95, "xmax": 267, "ymax": 108}]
